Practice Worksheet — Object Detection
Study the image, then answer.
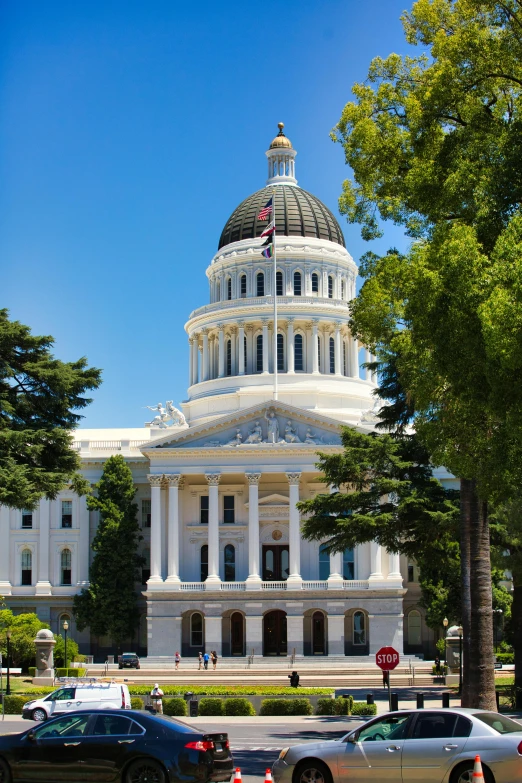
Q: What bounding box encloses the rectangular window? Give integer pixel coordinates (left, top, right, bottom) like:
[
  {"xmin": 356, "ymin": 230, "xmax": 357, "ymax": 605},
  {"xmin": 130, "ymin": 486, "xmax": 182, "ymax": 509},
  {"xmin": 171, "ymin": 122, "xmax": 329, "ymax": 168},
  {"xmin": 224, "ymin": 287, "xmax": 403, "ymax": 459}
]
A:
[
  {"xmin": 256, "ymin": 273, "xmax": 264, "ymax": 296},
  {"xmin": 200, "ymin": 495, "xmax": 209, "ymax": 524},
  {"xmin": 293, "ymin": 272, "xmax": 302, "ymax": 296},
  {"xmin": 276, "ymin": 271, "xmax": 283, "ymax": 296},
  {"xmin": 408, "ymin": 562, "xmax": 419, "ymax": 582},
  {"xmin": 343, "ymin": 549, "xmax": 355, "ymax": 580},
  {"xmin": 21, "ymin": 569, "xmax": 32, "ymax": 586},
  {"xmin": 22, "ymin": 511, "xmax": 33, "ymax": 529},
  {"xmin": 329, "ymin": 337, "xmax": 335, "ymax": 374},
  {"xmin": 141, "ymin": 499, "xmax": 151, "ymax": 528},
  {"xmin": 226, "ymin": 339, "xmax": 231, "ymax": 376},
  {"xmin": 256, "ymin": 335, "xmax": 263, "ymax": 372},
  {"xmin": 61, "ymin": 500, "xmax": 73, "ymax": 528},
  {"xmin": 295, "ymin": 334, "xmax": 304, "ymax": 371},
  {"xmin": 240, "ymin": 275, "xmax": 247, "ymax": 297},
  {"xmin": 62, "ymin": 568, "xmax": 72, "ymax": 586},
  {"xmin": 277, "ymin": 333, "xmax": 284, "ymax": 371},
  {"xmin": 223, "ymin": 496, "xmax": 235, "ymax": 524},
  {"xmin": 328, "ymin": 276, "xmax": 333, "ymax": 298}
]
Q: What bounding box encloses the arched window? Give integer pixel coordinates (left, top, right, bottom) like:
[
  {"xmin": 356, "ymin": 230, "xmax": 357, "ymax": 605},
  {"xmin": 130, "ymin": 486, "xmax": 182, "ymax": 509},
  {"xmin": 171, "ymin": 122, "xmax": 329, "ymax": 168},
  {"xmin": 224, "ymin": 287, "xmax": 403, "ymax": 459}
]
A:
[
  {"xmin": 353, "ymin": 611, "xmax": 366, "ymax": 646},
  {"xmin": 343, "ymin": 548, "xmax": 355, "ymax": 580},
  {"xmin": 341, "ymin": 280, "xmax": 345, "ymax": 299},
  {"xmin": 256, "ymin": 334, "xmax": 263, "ymax": 372},
  {"xmin": 276, "ymin": 270, "xmax": 283, "ymax": 296},
  {"xmin": 328, "ymin": 275, "xmax": 333, "ymax": 299},
  {"xmin": 329, "ymin": 336, "xmax": 335, "ymax": 373},
  {"xmin": 191, "ymin": 612, "xmax": 203, "ymax": 647},
  {"xmin": 216, "ymin": 280, "xmax": 221, "ymax": 301},
  {"xmin": 141, "ymin": 547, "xmax": 150, "ymax": 585},
  {"xmin": 317, "ymin": 336, "xmax": 321, "ymax": 371},
  {"xmin": 293, "ymin": 271, "xmax": 302, "ymax": 296},
  {"xmin": 240, "ymin": 274, "xmax": 247, "ymax": 297},
  {"xmin": 200, "ymin": 545, "xmax": 208, "ymax": 582},
  {"xmin": 21, "ymin": 549, "xmax": 32, "ymax": 585},
  {"xmin": 226, "ymin": 278, "xmax": 232, "ymax": 300},
  {"xmin": 311, "ymin": 272, "xmax": 319, "ymax": 293},
  {"xmin": 256, "ymin": 272, "xmax": 265, "ymax": 297},
  {"xmin": 319, "ymin": 544, "xmax": 330, "ymax": 580},
  {"xmin": 408, "ymin": 610, "xmax": 422, "ymax": 646},
  {"xmin": 61, "ymin": 548, "xmax": 72, "ymax": 586},
  {"xmin": 295, "ymin": 333, "xmax": 304, "ymax": 371},
  {"xmin": 226, "ymin": 338, "xmax": 232, "ymax": 376},
  {"xmin": 277, "ymin": 333, "xmax": 284, "ymax": 371},
  {"xmin": 224, "ymin": 544, "xmax": 235, "ymax": 582}
]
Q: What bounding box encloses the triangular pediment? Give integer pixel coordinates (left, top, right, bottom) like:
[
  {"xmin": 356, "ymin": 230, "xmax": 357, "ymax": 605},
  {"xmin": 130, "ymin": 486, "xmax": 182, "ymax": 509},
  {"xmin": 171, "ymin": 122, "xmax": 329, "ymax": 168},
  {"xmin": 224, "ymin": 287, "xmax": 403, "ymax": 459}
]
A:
[{"xmin": 139, "ymin": 401, "xmax": 343, "ymax": 452}]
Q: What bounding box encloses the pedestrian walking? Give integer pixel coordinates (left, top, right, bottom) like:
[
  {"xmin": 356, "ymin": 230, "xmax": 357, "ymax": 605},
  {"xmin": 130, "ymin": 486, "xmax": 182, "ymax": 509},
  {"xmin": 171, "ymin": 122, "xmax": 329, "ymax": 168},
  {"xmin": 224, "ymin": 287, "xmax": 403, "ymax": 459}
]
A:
[
  {"xmin": 151, "ymin": 683, "xmax": 164, "ymax": 714},
  {"xmin": 203, "ymin": 652, "xmax": 210, "ymax": 670},
  {"xmin": 382, "ymin": 670, "xmax": 390, "ymax": 688},
  {"xmin": 198, "ymin": 652, "xmax": 203, "ymax": 670},
  {"xmin": 175, "ymin": 651, "xmax": 181, "ymax": 670},
  {"xmin": 434, "ymin": 655, "xmax": 441, "ymax": 675},
  {"xmin": 288, "ymin": 671, "xmax": 300, "ymax": 688},
  {"xmin": 212, "ymin": 650, "xmax": 218, "ymax": 670}
]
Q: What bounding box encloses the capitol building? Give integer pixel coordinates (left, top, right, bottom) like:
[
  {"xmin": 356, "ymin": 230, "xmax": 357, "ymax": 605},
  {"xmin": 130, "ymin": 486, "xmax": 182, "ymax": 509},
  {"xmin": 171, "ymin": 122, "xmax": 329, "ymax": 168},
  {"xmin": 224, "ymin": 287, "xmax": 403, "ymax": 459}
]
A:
[{"xmin": 0, "ymin": 126, "xmax": 437, "ymax": 661}]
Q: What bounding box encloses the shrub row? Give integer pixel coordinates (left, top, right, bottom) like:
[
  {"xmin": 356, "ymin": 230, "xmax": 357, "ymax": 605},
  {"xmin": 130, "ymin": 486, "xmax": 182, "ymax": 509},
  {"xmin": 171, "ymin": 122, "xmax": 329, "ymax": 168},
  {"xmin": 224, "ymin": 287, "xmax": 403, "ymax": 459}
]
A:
[
  {"xmin": 495, "ymin": 653, "xmax": 514, "ymax": 665},
  {"xmin": 351, "ymin": 702, "xmax": 377, "ymax": 716},
  {"xmin": 316, "ymin": 696, "xmax": 353, "ymax": 716},
  {"xmin": 260, "ymin": 699, "xmax": 313, "ymax": 716},
  {"xmin": 127, "ymin": 685, "xmax": 334, "ymax": 696},
  {"xmin": 3, "ymin": 696, "xmax": 27, "ymax": 714},
  {"xmin": 197, "ymin": 698, "xmax": 256, "ymax": 716},
  {"xmin": 55, "ymin": 668, "xmax": 87, "ymax": 678}
]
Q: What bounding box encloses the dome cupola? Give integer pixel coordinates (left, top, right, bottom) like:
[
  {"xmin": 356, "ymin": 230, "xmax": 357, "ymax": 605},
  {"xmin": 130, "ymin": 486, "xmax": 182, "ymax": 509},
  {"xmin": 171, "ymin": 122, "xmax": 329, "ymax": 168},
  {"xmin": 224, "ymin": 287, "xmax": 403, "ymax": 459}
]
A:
[{"xmin": 266, "ymin": 122, "xmax": 297, "ymax": 186}]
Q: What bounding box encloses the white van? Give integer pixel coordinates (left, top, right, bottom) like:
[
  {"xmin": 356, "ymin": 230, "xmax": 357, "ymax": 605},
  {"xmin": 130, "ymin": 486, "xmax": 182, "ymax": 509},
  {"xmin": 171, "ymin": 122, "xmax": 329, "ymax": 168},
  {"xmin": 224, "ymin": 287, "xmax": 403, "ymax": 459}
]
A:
[{"xmin": 22, "ymin": 681, "xmax": 132, "ymax": 722}]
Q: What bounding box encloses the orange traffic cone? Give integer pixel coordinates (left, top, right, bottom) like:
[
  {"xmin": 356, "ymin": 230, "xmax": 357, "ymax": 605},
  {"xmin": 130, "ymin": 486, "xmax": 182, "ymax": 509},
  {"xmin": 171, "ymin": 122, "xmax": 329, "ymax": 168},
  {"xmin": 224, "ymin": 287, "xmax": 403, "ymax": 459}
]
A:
[
  {"xmin": 265, "ymin": 770, "xmax": 273, "ymax": 783},
  {"xmin": 233, "ymin": 769, "xmax": 242, "ymax": 783},
  {"xmin": 472, "ymin": 756, "xmax": 484, "ymax": 782}
]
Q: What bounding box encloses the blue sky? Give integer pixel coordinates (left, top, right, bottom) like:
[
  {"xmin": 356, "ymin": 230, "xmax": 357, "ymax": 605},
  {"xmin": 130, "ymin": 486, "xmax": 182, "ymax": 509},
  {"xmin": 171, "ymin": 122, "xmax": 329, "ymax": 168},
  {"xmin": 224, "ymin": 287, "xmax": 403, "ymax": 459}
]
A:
[{"xmin": 1, "ymin": 0, "xmax": 415, "ymax": 429}]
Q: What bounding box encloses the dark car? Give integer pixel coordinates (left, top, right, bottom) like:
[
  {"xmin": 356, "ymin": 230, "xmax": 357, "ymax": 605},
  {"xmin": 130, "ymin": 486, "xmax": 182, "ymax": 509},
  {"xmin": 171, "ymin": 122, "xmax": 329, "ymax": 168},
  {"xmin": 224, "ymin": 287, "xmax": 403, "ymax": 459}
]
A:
[
  {"xmin": 118, "ymin": 652, "xmax": 141, "ymax": 669},
  {"xmin": 0, "ymin": 709, "xmax": 233, "ymax": 783}
]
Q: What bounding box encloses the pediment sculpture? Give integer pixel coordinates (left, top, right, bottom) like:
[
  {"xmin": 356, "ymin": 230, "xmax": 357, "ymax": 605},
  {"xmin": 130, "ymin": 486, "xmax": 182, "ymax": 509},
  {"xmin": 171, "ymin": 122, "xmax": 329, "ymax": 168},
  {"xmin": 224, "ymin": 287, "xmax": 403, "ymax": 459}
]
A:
[{"xmin": 200, "ymin": 411, "xmax": 329, "ymax": 448}]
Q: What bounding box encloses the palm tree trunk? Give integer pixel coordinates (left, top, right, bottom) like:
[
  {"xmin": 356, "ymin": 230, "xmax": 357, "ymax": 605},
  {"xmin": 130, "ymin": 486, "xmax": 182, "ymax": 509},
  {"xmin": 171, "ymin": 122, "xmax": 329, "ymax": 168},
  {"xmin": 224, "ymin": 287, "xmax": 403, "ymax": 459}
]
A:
[
  {"xmin": 459, "ymin": 478, "xmax": 472, "ymax": 706},
  {"xmin": 468, "ymin": 488, "xmax": 496, "ymax": 710},
  {"xmin": 512, "ymin": 573, "xmax": 522, "ymax": 709}
]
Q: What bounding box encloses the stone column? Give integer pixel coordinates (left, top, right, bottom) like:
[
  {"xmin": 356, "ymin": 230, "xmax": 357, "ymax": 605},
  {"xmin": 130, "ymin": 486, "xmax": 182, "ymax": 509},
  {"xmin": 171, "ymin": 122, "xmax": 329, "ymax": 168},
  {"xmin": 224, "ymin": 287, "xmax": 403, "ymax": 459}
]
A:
[
  {"xmin": 246, "ymin": 325, "xmax": 254, "ymax": 375},
  {"xmin": 148, "ymin": 475, "xmax": 164, "ymax": 585},
  {"xmin": 312, "ymin": 320, "xmax": 319, "ymax": 374},
  {"xmin": 328, "ymin": 614, "xmax": 345, "ymax": 655},
  {"xmin": 202, "ymin": 329, "xmax": 209, "ymax": 382},
  {"xmin": 192, "ymin": 335, "xmax": 199, "ymax": 385},
  {"xmin": 77, "ymin": 495, "xmax": 90, "ymax": 587},
  {"xmin": 350, "ymin": 336, "xmax": 359, "ymax": 378},
  {"xmin": 205, "ymin": 616, "xmax": 222, "ymax": 656},
  {"xmin": 262, "ymin": 319, "xmax": 269, "ymax": 374},
  {"xmin": 245, "ymin": 473, "xmax": 262, "ymax": 589},
  {"xmin": 286, "ymin": 473, "xmax": 302, "ymax": 588},
  {"xmin": 334, "ymin": 322, "xmax": 342, "ymax": 376},
  {"xmin": 328, "ymin": 551, "xmax": 344, "ymax": 589},
  {"xmin": 245, "ymin": 615, "xmax": 263, "ymax": 657},
  {"xmin": 230, "ymin": 327, "xmax": 237, "ymax": 376},
  {"xmin": 165, "ymin": 475, "xmax": 182, "ymax": 587},
  {"xmin": 287, "ymin": 318, "xmax": 295, "ymax": 374},
  {"xmin": 205, "ymin": 474, "xmax": 221, "ymax": 588},
  {"xmin": 387, "ymin": 550, "xmax": 403, "ymax": 587},
  {"xmin": 0, "ymin": 505, "xmax": 12, "ymax": 595},
  {"xmin": 238, "ymin": 322, "xmax": 245, "ymax": 375},
  {"xmin": 218, "ymin": 325, "xmax": 225, "ymax": 378},
  {"xmin": 287, "ymin": 615, "xmax": 304, "ymax": 657},
  {"xmin": 368, "ymin": 541, "xmax": 386, "ymax": 587},
  {"xmin": 36, "ymin": 498, "xmax": 52, "ymax": 595},
  {"xmin": 188, "ymin": 338, "xmax": 194, "ymax": 386}
]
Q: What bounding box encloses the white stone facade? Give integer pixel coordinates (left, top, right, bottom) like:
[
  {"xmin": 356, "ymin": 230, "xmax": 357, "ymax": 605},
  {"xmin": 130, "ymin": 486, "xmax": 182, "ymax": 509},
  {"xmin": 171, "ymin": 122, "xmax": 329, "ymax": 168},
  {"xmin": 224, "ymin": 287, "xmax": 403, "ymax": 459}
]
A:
[{"xmin": 0, "ymin": 128, "xmax": 437, "ymax": 659}]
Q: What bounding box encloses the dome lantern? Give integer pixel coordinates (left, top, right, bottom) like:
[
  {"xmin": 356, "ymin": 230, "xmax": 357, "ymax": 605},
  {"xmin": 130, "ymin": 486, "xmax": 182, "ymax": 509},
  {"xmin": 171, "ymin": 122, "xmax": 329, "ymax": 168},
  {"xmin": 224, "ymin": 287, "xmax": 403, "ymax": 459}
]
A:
[{"xmin": 266, "ymin": 122, "xmax": 297, "ymax": 186}]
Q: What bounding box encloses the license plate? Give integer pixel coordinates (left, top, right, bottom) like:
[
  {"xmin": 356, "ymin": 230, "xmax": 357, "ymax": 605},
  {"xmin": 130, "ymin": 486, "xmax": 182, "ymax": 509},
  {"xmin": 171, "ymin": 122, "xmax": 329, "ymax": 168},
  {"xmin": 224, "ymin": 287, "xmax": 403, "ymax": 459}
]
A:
[{"xmin": 214, "ymin": 743, "xmax": 223, "ymax": 752}]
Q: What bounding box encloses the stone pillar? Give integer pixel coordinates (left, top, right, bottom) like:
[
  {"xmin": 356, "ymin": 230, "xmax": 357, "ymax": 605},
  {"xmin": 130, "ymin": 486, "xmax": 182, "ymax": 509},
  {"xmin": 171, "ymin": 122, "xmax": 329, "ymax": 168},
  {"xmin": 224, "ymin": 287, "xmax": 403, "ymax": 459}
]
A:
[
  {"xmin": 328, "ymin": 614, "xmax": 345, "ymax": 655},
  {"xmin": 230, "ymin": 327, "xmax": 237, "ymax": 376},
  {"xmin": 238, "ymin": 322, "xmax": 245, "ymax": 375},
  {"xmin": 369, "ymin": 541, "xmax": 386, "ymax": 587},
  {"xmin": 218, "ymin": 325, "xmax": 225, "ymax": 378},
  {"xmin": 0, "ymin": 505, "xmax": 11, "ymax": 595},
  {"xmin": 36, "ymin": 498, "xmax": 52, "ymax": 595},
  {"xmin": 245, "ymin": 615, "xmax": 263, "ymax": 656},
  {"xmin": 205, "ymin": 474, "xmax": 221, "ymax": 588},
  {"xmin": 350, "ymin": 336, "xmax": 359, "ymax": 379},
  {"xmin": 387, "ymin": 550, "xmax": 403, "ymax": 587},
  {"xmin": 188, "ymin": 338, "xmax": 194, "ymax": 386},
  {"xmin": 328, "ymin": 551, "xmax": 344, "ymax": 589},
  {"xmin": 33, "ymin": 629, "xmax": 56, "ymax": 685},
  {"xmin": 287, "ymin": 615, "xmax": 304, "ymax": 657},
  {"xmin": 312, "ymin": 320, "xmax": 319, "ymax": 374},
  {"xmin": 262, "ymin": 319, "xmax": 269, "ymax": 374},
  {"xmin": 202, "ymin": 329, "xmax": 209, "ymax": 382},
  {"xmin": 192, "ymin": 335, "xmax": 199, "ymax": 385},
  {"xmin": 287, "ymin": 318, "xmax": 295, "ymax": 374},
  {"xmin": 77, "ymin": 495, "xmax": 90, "ymax": 587},
  {"xmin": 165, "ymin": 475, "xmax": 182, "ymax": 586},
  {"xmin": 286, "ymin": 473, "xmax": 302, "ymax": 588},
  {"xmin": 334, "ymin": 322, "xmax": 342, "ymax": 376},
  {"xmin": 246, "ymin": 324, "xmax": 254, "ymax": 375},
  {"xmin": 148, "ymin": 475, "xmax": 163, "ymax": 586},
  {"xmin": 205, "ymin": 616, "xmax": 222, "ymax": 656},
  {"xmin": 245, "ymin": 473, "xmax": 262, "ymax": 589}
]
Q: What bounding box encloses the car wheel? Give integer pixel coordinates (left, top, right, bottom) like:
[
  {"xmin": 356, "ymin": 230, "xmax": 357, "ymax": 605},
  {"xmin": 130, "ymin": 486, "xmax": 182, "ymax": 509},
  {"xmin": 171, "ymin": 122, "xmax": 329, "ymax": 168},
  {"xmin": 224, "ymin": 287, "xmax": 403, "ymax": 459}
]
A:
[
  {"xmin": 293, "ymin": 760, "xmax": 332, "ymax": 783},
  {"xmin": 0, "ymin": 758, "xmax": 12, "ymax": 783},
  {"xmin": 31, "ymin": 708, "xmax": 47, "ymax": 722},
  {"xmin": 125, "ymin": 759, "xmax": 166, "ymax": 783},
  {"xmin": 451, "ymin": 761, "xmax": 494, "ymax": 783}
]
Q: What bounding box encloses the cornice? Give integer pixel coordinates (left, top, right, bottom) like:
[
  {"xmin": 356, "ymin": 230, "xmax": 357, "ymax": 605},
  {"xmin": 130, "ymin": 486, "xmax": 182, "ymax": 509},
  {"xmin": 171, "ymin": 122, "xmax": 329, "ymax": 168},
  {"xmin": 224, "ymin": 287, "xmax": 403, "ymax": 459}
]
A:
[
  {"xmin": 208, "ymin": 235, "xmax": 356, "ymax": 269},
  {"xmin": 142, "ymin": 445, "xmax": 342, "ymax": 459}
]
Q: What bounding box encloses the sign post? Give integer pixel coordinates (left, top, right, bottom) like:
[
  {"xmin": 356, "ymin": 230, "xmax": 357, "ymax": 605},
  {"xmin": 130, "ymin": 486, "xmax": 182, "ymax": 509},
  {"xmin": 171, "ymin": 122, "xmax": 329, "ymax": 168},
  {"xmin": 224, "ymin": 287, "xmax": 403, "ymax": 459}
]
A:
[{"xmin": 376, "ymin": 646, "xmax": 400, "ymax": 711}]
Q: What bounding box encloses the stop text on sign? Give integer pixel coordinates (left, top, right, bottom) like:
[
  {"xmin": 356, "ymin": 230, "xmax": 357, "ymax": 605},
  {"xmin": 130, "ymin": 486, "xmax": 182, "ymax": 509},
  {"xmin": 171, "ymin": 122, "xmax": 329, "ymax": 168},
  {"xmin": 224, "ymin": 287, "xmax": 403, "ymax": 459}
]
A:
[
  {"xmin": 377, "ymin": 652, "xmax": 398, "ymax": 665},
  {"xmin": 375, "ymin": 646, "xmax": 400, "ymax": 671}
]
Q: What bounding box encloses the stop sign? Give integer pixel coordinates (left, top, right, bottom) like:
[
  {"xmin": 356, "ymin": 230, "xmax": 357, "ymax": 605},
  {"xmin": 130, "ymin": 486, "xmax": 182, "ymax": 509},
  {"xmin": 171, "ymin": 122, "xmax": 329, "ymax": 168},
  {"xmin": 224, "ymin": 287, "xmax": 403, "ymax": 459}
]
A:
[{"xmin": 376, "ymin": 646, "xmax": 400, "ymax": 671}]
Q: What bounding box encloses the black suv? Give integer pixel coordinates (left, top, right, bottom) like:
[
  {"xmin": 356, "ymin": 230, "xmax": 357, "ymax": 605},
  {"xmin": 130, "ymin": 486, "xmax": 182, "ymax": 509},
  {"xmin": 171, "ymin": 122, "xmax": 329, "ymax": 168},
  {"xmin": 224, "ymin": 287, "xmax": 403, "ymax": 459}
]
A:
[{"xmin": 118, "ymin": 652, "xmax": 140, "ymax": 669}]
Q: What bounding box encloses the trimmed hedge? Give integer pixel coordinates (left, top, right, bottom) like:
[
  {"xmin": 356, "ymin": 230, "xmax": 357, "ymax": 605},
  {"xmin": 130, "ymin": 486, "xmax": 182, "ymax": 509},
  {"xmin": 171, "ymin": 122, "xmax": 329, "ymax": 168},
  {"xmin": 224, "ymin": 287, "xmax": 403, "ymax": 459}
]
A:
[
  {"xmin": 316, "ymin": 696, "xmax": 352, "ymax": 716},
  {"xmin": 164, "ymin": 698, "xmax": 188, "ymax": 717},
  {"xmin": 260, "ymin": 698, "xmax": 313, "ymax": 716},
  {"xmin": 130, "ymin": 697, "xmax": 144, "ymax": 710},
  {"xmin": 128, "ymin": 685, "xmax": 333, "ymax": 696},
  {"xmin": 28, "ymin": 668, "xmax": 36, "ymax": 678},
  {"xmin": 351, "ymin": 702, "xmax": 377, "ymax": 716},
  {"xmin": 224, "ymin": 698, "xmax": 256, "ymax": 716},
  {"xmin": 55, "ymin": 668, "xmax": 87, "ymax": 678},
  {"xmin": 198, "ymin": 698, "xmax": 225, "ymax": 716},
  {"xmin": 3, "ymin": 696, "xmax": 27, "ymax": 714},
  {"xmin": 496, "ymin": 653, "xmax": 514, "ymax": 665}
]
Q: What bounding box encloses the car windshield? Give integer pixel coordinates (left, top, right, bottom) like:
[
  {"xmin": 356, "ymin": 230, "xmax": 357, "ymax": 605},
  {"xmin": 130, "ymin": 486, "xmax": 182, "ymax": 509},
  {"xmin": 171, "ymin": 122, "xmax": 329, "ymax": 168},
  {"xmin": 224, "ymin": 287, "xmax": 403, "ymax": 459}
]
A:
[
  {"xmin": 474, "ymin": 713, "xmax": 522, "ymax": 734},
  {"xmin": 122, "ymin": 654, "xmax": 136, "ymax": 658}
]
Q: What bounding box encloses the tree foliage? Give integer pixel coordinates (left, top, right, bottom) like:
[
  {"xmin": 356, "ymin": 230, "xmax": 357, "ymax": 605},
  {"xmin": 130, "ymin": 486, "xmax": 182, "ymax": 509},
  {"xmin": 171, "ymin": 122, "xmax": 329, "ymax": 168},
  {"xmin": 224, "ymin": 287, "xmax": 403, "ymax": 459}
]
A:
[
  {"xmin": 0, "ymin": 609, "xmax": 78, "ymax": 670},
  {"xmin": 0, "ymin": 309, "xmax": 102, "ymax": 510},
  {"xmin": 73, "ymin": 456, "xmax": 143, "ymax": 649}
]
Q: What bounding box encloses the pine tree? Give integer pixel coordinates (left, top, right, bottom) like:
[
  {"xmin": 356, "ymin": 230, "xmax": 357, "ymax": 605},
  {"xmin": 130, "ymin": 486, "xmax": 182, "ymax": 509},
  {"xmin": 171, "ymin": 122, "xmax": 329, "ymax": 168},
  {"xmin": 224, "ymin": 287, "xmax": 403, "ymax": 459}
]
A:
[{"xmin": 73, "ymin": 455, "xmax": 144, "ymax": 650}]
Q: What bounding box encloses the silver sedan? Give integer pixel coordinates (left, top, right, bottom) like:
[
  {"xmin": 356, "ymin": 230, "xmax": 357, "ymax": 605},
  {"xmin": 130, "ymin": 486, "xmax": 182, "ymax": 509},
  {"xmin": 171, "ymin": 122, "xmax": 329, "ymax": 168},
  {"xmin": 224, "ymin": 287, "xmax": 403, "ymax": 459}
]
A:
[{"xmin": 272, "ymin": 708, "xmax": 522, "ymax": 783}]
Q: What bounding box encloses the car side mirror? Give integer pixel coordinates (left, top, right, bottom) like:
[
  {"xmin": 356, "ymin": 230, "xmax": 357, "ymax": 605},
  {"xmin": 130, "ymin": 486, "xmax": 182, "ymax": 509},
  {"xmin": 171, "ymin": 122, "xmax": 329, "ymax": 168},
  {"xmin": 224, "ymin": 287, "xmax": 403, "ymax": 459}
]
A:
[
  {"xmin": 346, "ymin": 731, "xmax": 358, "ymax": 743},
  {"xmin": 27, "ymin": 731, "xmax": 36, "ymax": 742}
]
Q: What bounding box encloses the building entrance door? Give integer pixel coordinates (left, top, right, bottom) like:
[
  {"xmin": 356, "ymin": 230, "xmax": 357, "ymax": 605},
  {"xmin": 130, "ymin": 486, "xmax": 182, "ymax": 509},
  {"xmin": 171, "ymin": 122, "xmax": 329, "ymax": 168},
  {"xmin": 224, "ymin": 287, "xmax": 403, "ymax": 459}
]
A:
[
  {"xmin": 263, "ymin": 610, "xmax": 287, "ymax": 656},
  {"xmin": 262, "ymin": 545, "xmax": 289, "ymax": 581},
  {"xmin": 312, "ymin": 611, "xmax": 326, "ymax": 655},
  {"xmin": 230, "ymin": 612, "xmax": 244, "ymax": 656}
]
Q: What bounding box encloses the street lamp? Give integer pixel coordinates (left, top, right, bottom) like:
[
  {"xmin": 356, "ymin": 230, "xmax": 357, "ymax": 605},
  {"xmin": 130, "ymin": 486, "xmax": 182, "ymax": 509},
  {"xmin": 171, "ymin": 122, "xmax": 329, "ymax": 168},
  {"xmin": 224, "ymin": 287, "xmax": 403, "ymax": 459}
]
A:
[
  {"xmin": 6, "ymin": 630, "xmax": 12, "ymax": 696},
  {"xmin": 63, "ymin": 620, "xmax": 69, "ymax": 671},
  {"xmin": 443, "ymin": 617, "xmax": 449, "ymax": 673},
  {"xmin": 493, "ymin": 609, "xmax": 503, "ymax": 653},
  {"xmin": 457, "ymin": 625, "xmax": 463, "ymax": 696}
]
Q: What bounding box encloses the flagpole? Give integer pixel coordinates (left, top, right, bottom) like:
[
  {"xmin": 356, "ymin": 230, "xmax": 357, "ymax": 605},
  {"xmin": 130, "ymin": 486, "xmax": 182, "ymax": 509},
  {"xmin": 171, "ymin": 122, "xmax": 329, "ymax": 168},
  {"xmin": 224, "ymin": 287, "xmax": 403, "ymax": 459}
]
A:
[{"xmin": 272, "ymin": 189, "xmax": 278, "ymax": 401}]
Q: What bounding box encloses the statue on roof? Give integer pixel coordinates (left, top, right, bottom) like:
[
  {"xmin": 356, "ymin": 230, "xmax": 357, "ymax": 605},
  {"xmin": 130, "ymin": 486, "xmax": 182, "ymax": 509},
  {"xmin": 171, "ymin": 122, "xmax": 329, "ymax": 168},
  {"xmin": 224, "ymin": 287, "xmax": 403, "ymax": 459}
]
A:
[{"xmin": 145, "ymin": 401, "xmax": 187, "ymax": 428}]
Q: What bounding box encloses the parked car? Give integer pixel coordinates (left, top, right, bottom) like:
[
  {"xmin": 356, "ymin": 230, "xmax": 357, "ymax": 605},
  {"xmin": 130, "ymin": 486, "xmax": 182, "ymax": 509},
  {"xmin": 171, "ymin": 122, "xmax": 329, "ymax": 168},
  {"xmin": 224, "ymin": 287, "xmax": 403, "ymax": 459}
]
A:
[
  {"xmin": 272, "ymin": 708, "xmax": 522, "ymax": 783},
  {"xmin": 22, "ymin": 681, "xmax": 132, "ymax": 722},
  {"xmin": 119, "ymin": 652, "xmax": 141, "ymax": 669},
  {"xmin": 0, "ymin": 709, "xmax": 233, "ymax": 783}
]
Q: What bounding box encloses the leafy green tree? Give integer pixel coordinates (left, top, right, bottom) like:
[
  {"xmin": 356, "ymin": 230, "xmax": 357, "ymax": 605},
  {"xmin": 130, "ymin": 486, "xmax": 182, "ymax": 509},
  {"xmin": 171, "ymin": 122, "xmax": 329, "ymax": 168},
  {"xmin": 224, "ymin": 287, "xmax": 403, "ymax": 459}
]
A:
[
  {"xmin": 73, "ymin": 456, "xmax": 144, "ymax": 651},
  {"xmin": 0, "ymin": 309, "xmax": 101, "ymax": 510},
  {"xmin": 53, "ymin": 633, "xmax": 79, "ymax": 668}
]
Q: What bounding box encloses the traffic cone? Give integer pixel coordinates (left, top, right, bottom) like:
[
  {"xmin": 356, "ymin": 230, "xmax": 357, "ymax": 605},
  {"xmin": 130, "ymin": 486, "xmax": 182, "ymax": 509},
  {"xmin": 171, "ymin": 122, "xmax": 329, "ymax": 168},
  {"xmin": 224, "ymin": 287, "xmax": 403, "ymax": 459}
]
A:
[
  {"xmin": 265, "ymin": 769, "xmax": 273, "ymax": 783},
  {"xmin": 472, "ymin": 756, "xmax": 484, "ymax": 782},
  {"xmin": 233, "ymin": 769, "xmax": 242, "ymax": 783}
]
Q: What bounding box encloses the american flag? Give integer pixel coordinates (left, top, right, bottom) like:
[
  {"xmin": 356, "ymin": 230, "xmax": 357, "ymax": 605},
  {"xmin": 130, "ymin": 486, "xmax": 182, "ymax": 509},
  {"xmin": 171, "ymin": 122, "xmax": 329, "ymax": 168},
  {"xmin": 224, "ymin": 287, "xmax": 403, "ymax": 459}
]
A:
[{"xmin": 257, "ymin": 198, "xmax": 273, "ymax": 221}]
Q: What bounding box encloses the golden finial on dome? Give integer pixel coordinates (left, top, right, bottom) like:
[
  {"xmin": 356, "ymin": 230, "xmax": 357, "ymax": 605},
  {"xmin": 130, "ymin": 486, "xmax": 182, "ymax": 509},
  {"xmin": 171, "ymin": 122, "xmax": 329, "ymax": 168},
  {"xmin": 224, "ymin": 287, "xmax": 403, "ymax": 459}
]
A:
[
  {"xmin": 270, "ymin": 122, "xmax": 292, "ymax": 149},
  {"xmin": 278, "ymin": 122, "xmax": 284, "ymax": 132}
]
